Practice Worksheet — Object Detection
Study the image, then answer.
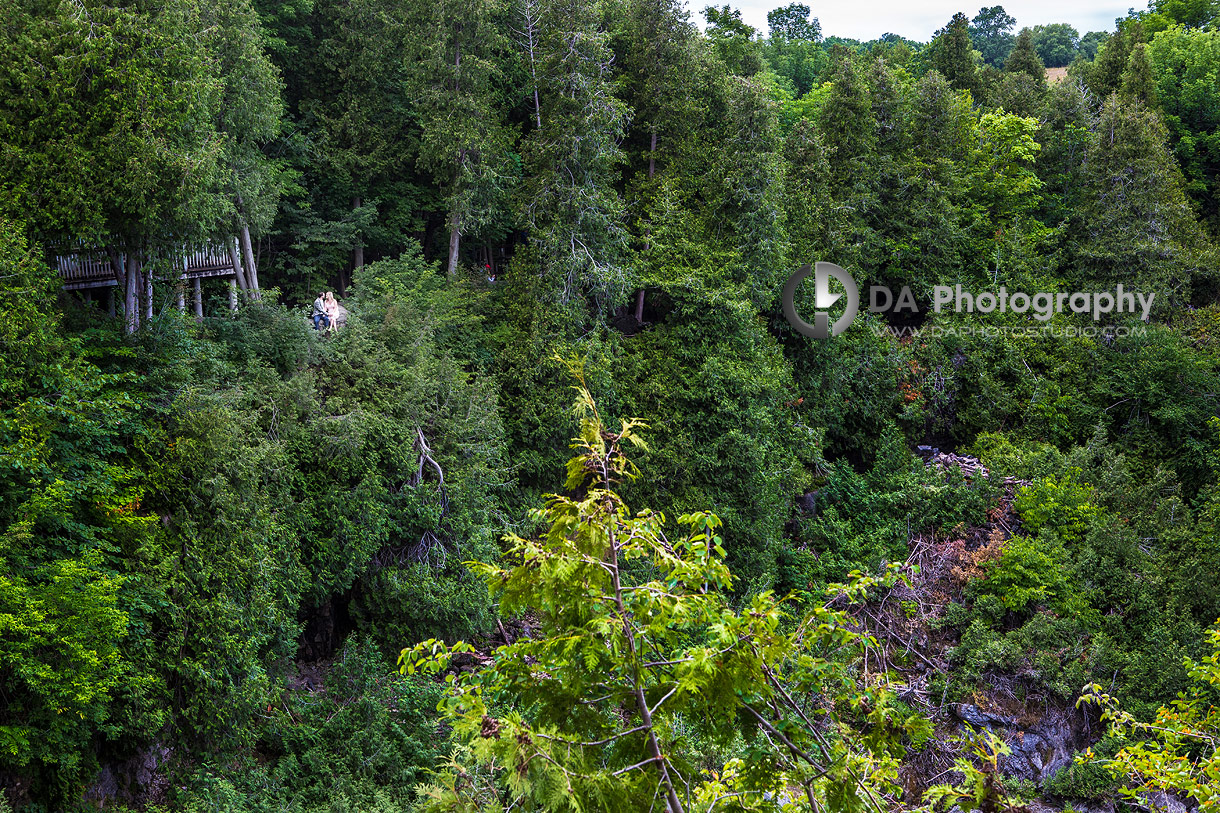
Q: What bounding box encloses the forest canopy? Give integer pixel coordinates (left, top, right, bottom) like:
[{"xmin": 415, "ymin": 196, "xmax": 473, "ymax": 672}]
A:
[{"xmin": 1, "ymin": 0, "xmax": 1220, "ymax": 810}]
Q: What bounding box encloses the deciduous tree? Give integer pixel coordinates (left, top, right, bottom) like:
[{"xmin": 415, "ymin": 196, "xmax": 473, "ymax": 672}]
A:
[{"xmin": 403, "ymin": 364, "xmax": 927, "ymax": 812}]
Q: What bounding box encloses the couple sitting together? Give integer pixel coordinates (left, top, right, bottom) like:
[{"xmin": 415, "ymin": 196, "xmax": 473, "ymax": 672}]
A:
[{"xmin": 312, "ymin": 291, "xmax": 340, "ymax": 331}]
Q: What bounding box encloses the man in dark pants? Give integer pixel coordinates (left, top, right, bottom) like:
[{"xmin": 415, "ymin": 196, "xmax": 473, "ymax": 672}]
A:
[{"xmin": 311, "ymin": 292, "xmax": 330, "ymax": 330}]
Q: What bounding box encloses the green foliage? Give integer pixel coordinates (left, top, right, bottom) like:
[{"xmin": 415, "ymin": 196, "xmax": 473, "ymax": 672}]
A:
[
  {"xmin": 703, "ymin": 4, "xmax": 762, "ymax": 76},
  {"xmin": 767, "ymin": 3, "xmax": 820, "ymax": 43},
  {"xmin": 1014, "ymin": 470, "xmax": 1100, "ymax": 542},
  {"xmin": 605, "ymin": 306, "xmax": 802, "ymax": 593},
  {"xmin": 1042, "ymin": 736, "xmax": 1123, "ymax": 799},
  {"xmin": 402, "ymin": 369, "xmax": 927, "ymax": 811},
  {"xmin": 1005, "ymin": 28, "xmax": 1047, "ymax": 86},
  {"xmin": 930, "ymin": 12, "xmax": 984, "ymax": 97},
  {"xmin": 923, "ymin": 727, "xmax": 1025, "ymax": 812},
  {"xmin": 172, "ymin": 637, "xmax": 443, "ymax": 813},
  {"xmin": 792, "ymin": 431, "xmax": 998, "ymax": 585},
  {"xmin": 0, "ymin": 222, "xmax": 156, "ymax": 795},
  {"xmin": 5, "ymin": 1, "xmax": 1220, "ymax": 808},
  {"xmin": 1079, "ymin": 623, "xmax": 1220, "ymax": 809},
  {"xmin": 0, "ymin": 0, "xmax": 224, "ymax": 244},
  {"xmin": 522, "ymin": 0, "xmax": 630, "ymax": 314},
  {"xmin": 946, "ymin": 609, "xmax": 1095, "ymax": 700},
  {"xmin": 1031, "ymin": 23, "xmax": 1080, "ymax": 67},
  {"xmin": 969, "ymin": 432, "xmax": 1066, "ymax": 480},
  {"xmin": 969, "ymin": 535, "xmax": 1074, "ymax": 615},
  {"xmin": 971, "ymin": 6, "xmax": 1017, "ymax": 66},
  {"xmin": 1144, "ymin": 24, "xmax": 1220, "ymax": 231}
]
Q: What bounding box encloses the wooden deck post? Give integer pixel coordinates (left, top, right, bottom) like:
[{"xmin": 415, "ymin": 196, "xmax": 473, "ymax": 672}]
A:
[{"xmin": 193, "ymin": 278, "xmax": 203, "ymax": 318}]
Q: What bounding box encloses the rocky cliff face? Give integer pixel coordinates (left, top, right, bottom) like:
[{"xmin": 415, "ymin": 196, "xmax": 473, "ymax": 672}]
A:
[
  {"xmin": 953, "ymin": 701, "xmax": 1090, "ymax": 785},
  {"xmin": 850, "ymin": 452, "xmax": 1194, "ymax": 812}
]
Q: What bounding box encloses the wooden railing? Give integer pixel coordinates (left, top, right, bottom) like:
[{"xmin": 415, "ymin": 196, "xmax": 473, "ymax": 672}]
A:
[
  {"xmin": 56, "ymin": 249, "xmax": 115, "ymax": 287},
  {"xmin": 55, "ymin": 240, "xmax": 238, "ymax": 289}
]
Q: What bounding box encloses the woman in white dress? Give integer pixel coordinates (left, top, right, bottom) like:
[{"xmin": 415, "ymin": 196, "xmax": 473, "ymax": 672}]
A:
[{"xmin": 324, "ymin": 291, "xmax": 339, "ymax": 333}]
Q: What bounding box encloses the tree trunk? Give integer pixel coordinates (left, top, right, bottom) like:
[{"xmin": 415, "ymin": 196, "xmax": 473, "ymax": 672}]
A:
[
  {"xmin": 124, "ymin": 253, "xmax": 139, "ymax": 334},
  {"xmin": 607, "ymin": 525, "xmax": 685, "ymax": 813},
  {"xmin": 228, "ymin": 237, "xmax": 249, "ymax": 295},
  {"xmin": 143, "ymin": 261, "xmax": 152, "ymax": 322},
  {"xmin": 235, "ymin": 193, "xmax": 260, "ymax": 296},
  {"xmin": 523, "ymin": 0, "xmax": 542, "ymax": 130},
  {"xmin": 193, "ymin": 277, "xmax": 203, "ymax": 319},
  {"xmin": 446, "ymin": 34, "xmax": 464, "ymax": 280},
  {"xmin": 239, "ymin": 223, "xmax": 259, "ymax": 296},
  {"xmin": 446, "ymin": 210, "xmax": 461, "ymax": 277},
  {"xmin": 351, "ymin": 195, "xmax": 364, "ymax": 291},
  {"xmin": 105, "ymin": 246, "xmax": 124, "ymax": 287},
  {"xmin": 228, "ymin": 280, "xmax": 238, "ymax": 312},
  {"xmin": 105, "ymin": 245, "xmax": 124, "ymax": 326},
  {"xmin": 632, "ymin": 130, "xmax": 659, "ymax": 324}
]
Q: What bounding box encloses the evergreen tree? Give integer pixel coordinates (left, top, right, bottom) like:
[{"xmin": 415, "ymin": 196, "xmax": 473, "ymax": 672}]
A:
[
  {"xmin": 1120, "ymin": 41, "xmax": 1157, "ymax": 104},
  {"xmin": 931, "ymin": 11, "xmax": 984, "ymax": 98},
  {"xmin": 1005, "ymin": 27, "xmax": 1048, "ymax": 89},
  {"xmin": 991, "ymin": 71, "xmax": 1046, "ymax": 116},
  {"xmin": 868, "ymin": 58, "xmax": 908, "ymax": 154},
  {"xmin": 703, "ymin": 75, "xmax": 787, "ymax": 306},
  {"xmin": 291, "ymin": 0, "xmax": 416, "ymax": 293},
  {"xmin": 1087, "ymin": 26, "xmax": 1135, "ymax": 97},
  {"xmin": 1036, "ymin": 78, "xmax": 1097, "ymax": 224},
  {"xmin": 782, "ymin": 119, "xmax": 836, "ymax": 264},
  {"xmin": 1072, "ymin": 94, "xmax": 1214, "ymax": 303},
  {"xmin": 818, "ymin": 48, "xmax": 875, "ymax": 187},
  {"xmin": 0, "ymin": 0, "xmax": 225, "ymax": 331},
  {"xmin": 200, "ymin": 0, "xmax": 286, "ymax": 296},
  {"xmin": 409, "ymin": 0, "xmax": 515, "ymax": 278},
  {"xmin": 614, "ymin": 0, "xmax": 704, "ymax": 320},
  {"xmin": 522, "ymin": 0, "xmax": 630, "ymax": 313}
]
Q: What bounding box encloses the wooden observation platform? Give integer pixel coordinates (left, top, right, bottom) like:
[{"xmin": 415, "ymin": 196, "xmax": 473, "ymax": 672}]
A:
[{"xmin": 54, "ymin": 240, "xmax": 250, "ymax": 322}]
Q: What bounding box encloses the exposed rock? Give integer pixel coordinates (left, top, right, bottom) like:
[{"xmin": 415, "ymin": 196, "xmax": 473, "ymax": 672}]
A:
[
  {"xmin": 954, "ymin": 703, "xmax": 1017, "ymax": 727},
  {"xmin": 1028, "ymin": 802, "xmax": 1116, "ymax": 813},
  {"xmin": 82, "ymin": 742, "xmax": 171, "ymax": 808},
  {"xmin": 1138, "ymin": 791, "xmax": 1190, "ymax": 813},
  {"xmin": 1072, "ymin": 803, "xmax": 1118, "ymax": 813},
  {"xmin": 952, "ymin": 702, "xmax": 1089, "ymax": 786}
]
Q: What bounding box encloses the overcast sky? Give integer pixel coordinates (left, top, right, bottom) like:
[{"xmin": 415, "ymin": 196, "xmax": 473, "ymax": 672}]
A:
[{"xmin": 693, "ymin": 0, "xmax": 1141, "ymax": 41}]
